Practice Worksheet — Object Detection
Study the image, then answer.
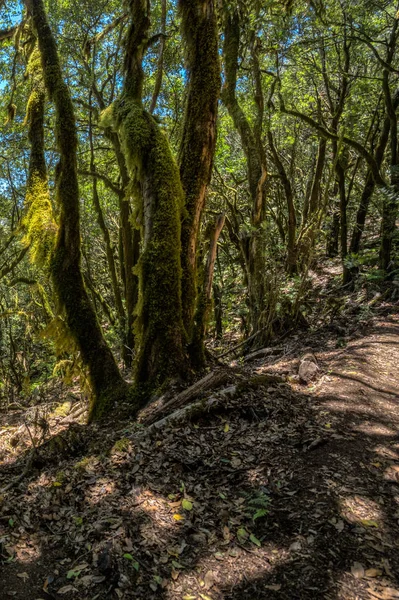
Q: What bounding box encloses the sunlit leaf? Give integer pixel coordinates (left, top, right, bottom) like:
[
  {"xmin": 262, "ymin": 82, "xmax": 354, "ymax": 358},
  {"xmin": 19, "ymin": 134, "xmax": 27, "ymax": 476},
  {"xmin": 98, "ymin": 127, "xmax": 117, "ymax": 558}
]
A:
[{"xmin": 182, "ymin": 499, "xmax": 193, "ymax": 511}]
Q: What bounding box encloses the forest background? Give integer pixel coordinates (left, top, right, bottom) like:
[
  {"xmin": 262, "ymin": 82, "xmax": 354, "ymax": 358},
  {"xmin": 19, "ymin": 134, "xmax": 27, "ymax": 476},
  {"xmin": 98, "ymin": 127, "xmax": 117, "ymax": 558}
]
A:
[{"xmin": 0, "ymin": 0, "xmax": 398, "ymax": 417}]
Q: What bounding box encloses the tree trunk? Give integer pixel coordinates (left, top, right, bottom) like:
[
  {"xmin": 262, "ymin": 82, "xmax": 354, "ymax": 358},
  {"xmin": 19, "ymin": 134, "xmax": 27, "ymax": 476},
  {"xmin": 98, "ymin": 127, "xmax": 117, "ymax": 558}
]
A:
[
  {"xmin": 29, "ymin": 0, "xmax": 128, "ymax": 422},
  {"xmin": 22, "ymin": 43, "xmax": 57, "ymax": 269},
  {"xmin": 89, "ymin": 76, "xmax": 139, "ymax": 368},
  {"xmin": 222, "ymin": 12, "xmax": 269, "ymax": 341},
  {"xmin": 178, "ymin": 0, "xmax": 220, "ymax": 345},
  {"xmin": 326, "ymin": 206, "xmax": 340, "ymax": 257},
  {"xmin": 191, "ymin": 214, "xmax": 225, "ymax": 366},
  {"xmin": 213, "ymin": 283, "xmax": 223, "ymax": 339},
  {"xmin": 380, "ymin": 29, "xmax": 399, "ymax": 271},
  {"xmin": 107, "ymin": 128, "xmax": 138, "ymax": 368},
  {"xmin": 350, "ymin": 96, "xmax": 397, "ymax": 256},
  {"xmin": 88, "ymin": 113, "xmax": 126, "ymax": 348},
  {"xmin": 268, "ymin": 130, "xmax": 297, "ymax": 274},
  {"xmin": 350, "ymin": 171, "xmax": 376, "ymax": 255},
  {"xmin": 308, "ymin": 137, "xmax": 326, "ymax": 219},
  {"xmin": 336, "ymin": 157, "xmax": 351, "ymax": 284},
  {"xmin": 113, "ymin": 0, "xmax": 188, "ymax": 389}
]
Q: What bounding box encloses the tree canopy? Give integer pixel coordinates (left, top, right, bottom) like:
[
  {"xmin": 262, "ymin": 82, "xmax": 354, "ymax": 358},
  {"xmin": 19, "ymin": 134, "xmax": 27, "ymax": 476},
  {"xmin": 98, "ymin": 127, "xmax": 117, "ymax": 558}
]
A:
[{"xmin": 0, "ymin": 0, "xmax": 398, "ymax": 414}]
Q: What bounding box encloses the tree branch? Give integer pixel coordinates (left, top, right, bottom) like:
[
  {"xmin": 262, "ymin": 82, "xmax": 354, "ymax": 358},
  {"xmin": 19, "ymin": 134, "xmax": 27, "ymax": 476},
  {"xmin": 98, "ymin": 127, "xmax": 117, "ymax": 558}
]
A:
[{"xmin": 279, "ymin": 96, "xmax": 386, "ymax": 187}]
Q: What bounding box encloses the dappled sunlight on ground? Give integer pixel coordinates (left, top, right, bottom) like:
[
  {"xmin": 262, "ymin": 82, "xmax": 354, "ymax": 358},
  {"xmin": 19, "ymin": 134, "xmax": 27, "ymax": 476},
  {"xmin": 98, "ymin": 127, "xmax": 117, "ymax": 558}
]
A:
[
  {"xmin": 1, "ymin": 313, "xmax": 399, "ymax": 598},
  {"xmin": 339, "ymin": 495, "xmax": 383, "ymax": 526}
]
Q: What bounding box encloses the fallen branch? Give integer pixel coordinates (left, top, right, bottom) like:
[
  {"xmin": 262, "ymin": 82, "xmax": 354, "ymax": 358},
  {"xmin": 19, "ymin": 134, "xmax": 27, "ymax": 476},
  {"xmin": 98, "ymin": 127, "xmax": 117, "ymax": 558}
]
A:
[
  {"xmin": 216, "ymin": 326, "xmax": 271, "ymax": 359},
  {"xmin": 217, "ymin": 320, "xmax": 287, "ymax": 360},
  {"xmin": 0, "ymin": 449, "xmax": 35, "ymax": 493},
  {"xmin": 61, "ymin": 402, "xmax": 88, "ymax": 423},
  {"xmin": 243, "ymin": 346, "xmax": 283, "ymax": 362},
  {"xmin": 145, "ymin": 384, "xmax": 237, "ymax": 433},
  {"xmin": 144, "ymin": 368, "xmax": 231, "ymax": 424},
  {"xmin": 146, "ymin": 396, "xmax": 222, "ymax": 434}
]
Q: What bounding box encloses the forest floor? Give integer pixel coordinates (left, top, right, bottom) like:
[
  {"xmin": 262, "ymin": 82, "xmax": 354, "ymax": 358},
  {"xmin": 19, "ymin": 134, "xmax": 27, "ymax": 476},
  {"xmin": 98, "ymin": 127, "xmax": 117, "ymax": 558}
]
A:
[{"xmin": 0, "ymin": 302, "xmax": 399, "ymax": 599}]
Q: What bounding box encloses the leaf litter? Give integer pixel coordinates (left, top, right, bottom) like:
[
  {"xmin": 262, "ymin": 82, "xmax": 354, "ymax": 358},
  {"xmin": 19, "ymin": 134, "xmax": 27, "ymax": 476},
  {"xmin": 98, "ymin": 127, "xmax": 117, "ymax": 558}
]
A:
[{"xmin": 0, "ymin": 314, "xmax": 399, "ymax": 598}]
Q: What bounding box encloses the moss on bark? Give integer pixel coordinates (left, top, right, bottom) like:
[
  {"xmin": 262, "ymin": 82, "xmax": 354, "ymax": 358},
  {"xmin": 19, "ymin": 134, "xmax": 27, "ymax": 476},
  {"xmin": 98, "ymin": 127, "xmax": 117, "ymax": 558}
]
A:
[
  {"xmin": 22, "ymin": 44, "xmax": 57, "ymax": 268},
  {"xmin": 109, "ymin": 98, "xmax": 188, "ymax": 387},
  {"xmin": 29, "ymin": 0, "xmax": 128, "ymax": 422}
]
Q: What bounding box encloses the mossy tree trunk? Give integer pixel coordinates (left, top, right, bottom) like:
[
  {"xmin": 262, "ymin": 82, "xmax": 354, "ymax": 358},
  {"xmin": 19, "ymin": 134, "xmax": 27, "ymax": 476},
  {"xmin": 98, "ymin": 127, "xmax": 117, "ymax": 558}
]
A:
[
  {"xmin": 178, "ymin": 0, "xmax": 220, "ymax": 353},
  {"xmin": 297, "ymin": 137, "xmax": 326, "ymax": 269},
  {"xmin": 268, "ymin": 130, "xmax": 297, "ymax": 274},
  {"xmin": 86, "ymin": 52, "xmax": 138, "ymax": 369},
  {"xmin": 326, "ymin": 204, "xmax": 340, "ymax": 258},
  {"xmin": 28, "ymin": 0, "xmax": 128, "ymax": 421},
  {"xmin": 349, "ymin": 107, "xmax": 395, "ymax": 256},
  {"xmin": 307, "ymin": 138, "xmax": 326, "ymax": 220},
  {"xmin": 88, "ymin": 106, "xmax": 126, "ymax": 347},
  {"xmin": 23, "ymin": 43, "xmax": 57, "ymax": 268},
  {"xmin": 113, "ymin": 0, "xmax": 188, "ymax": 389}
]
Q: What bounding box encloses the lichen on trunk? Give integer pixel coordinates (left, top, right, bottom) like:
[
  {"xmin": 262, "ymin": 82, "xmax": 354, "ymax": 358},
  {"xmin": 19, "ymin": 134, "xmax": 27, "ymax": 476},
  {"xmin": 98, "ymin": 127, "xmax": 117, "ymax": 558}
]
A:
[{"xmin": 102, "ymin": 0, "xmax": 189, "ymax": 392}]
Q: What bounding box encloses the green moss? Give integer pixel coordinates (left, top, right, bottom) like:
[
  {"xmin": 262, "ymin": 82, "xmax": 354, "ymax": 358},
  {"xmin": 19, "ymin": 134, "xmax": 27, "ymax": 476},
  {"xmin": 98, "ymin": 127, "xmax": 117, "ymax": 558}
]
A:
[
  {"xmin": 22, "ymin": 44, "xmax": 57, "ymax": 269},
  {"xmin": 107, "ymin": 97, "xmax": 188, "ymax": 388},
  {"xmin": 30, "ymin": 0, "xmax": 128, "ymax": 422},
  {"xmin": 23, "ymin": 174, "xmax": 57, "ymax": 267},
  {"xmin": 54, "ymin": 471, "xmax": 66, "ymax": 484},
  {"xmin": 52, "ymin": 400, "xmax": 72, "ymax": 417},
  {"xmin": 74, "ymin": 455, "xmax": 97, "ymax": 472},
  {"xmin": 111, "ymin": 437, "xmax": 131, "ymax": 454},
  {"xmin": 88, "ymin": 381, "xmax": 129, "ymax": 422}
]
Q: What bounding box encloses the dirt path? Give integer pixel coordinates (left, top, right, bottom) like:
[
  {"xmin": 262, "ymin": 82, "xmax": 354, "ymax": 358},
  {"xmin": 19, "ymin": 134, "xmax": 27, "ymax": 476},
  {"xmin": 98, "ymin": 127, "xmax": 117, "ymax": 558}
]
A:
[
  {"xmin": 0, "ymin": 312, "xmax": 398, "ymax": 599},
  {"xmin": 265, "ymin": 313, "xmax": 399, "ymax": 600}
]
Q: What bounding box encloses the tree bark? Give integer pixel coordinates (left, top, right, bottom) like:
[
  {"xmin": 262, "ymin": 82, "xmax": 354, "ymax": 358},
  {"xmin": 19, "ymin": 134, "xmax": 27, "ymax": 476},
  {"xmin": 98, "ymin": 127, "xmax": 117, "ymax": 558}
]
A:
[
  {"xmin": 380, "ymin": 20, "xmax": 399, "ymax": 271},
  {"xmin": 268, "ymin": 130, "xmax": 297, "ymax": 274},
  {"xmin": 222, "ymin": 12, "xmax": 269, "ymax": 341},
  {"xmin": 191, "ymin": 213, "xmax": 225, "ymax": 366},
  {"xmin": 113, "ymin": 0, "xmax": 188, "ymax": 389},
  {"xmin": 28, "ymin": 0, "xmax": 128, "ymax": 421},
  {"xmin": 178, "ymin": 0, "xmax": 220, "ymax": 344},
  {"xmin": 88, "ymin": 111, "xmax": 126, "ymax": 340},
  {"xmin": 87, "ymin": 74, "xmax": 138, "ymax": 367}
]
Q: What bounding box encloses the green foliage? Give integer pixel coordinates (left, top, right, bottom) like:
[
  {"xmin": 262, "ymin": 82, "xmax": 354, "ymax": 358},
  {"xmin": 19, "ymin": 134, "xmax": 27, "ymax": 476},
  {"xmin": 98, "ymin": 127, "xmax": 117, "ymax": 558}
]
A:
[
  {"xmin": 242, "ymin": 488, "xmax": 271, "ymax": 521},
  {"xmin": 0, "ymin": 0, "xmax": 397, "ymax": 413}
]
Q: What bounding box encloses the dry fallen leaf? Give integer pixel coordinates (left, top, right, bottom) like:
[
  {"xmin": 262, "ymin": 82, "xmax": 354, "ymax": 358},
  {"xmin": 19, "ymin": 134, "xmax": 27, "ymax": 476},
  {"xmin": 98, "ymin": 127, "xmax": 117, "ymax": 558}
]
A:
[
  {"xmin": 367, "ymin": 587, "xmax": 399, "ymax": 599},
  {"xmin": 365, "ymin": 568, "xmax": 382, "ymax": 578},
  {"xmin": 351, "ymin": 562, "xmax": 365, "ymax": 579},
  {"xmin": 57, "ymin": 585, "xmax": 78, "ymax": 595},
  {"xmin": 73, "ymin": 562, "xmax": 88, "ymax": 572},
  {"xmin": 264, "ymin": 584, "xmax": 282, "ymax": 591},
  {"xmin": 204, "ymin": 570, "xmax": 217, "ymax": 590},
  {"xmin": 335, "ymin": 519, "xmax": 345, "ymax": 533},
  {"xmin": 289, "ymin": 541, "xmax": 302, "ymax": 552}
]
